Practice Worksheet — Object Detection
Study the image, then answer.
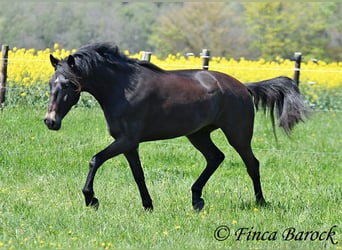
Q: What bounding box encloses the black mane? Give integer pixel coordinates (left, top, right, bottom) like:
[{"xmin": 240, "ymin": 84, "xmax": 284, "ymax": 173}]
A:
[{"xmin": 72, "ymin": 42, "xmax": 165, "ymax": 74}]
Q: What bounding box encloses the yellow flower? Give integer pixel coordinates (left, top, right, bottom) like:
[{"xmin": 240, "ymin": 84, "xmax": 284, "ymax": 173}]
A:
[
  {"xmin": 5, "ymin": 45, "xmax": 342, "ymax": 99},
  {"xmin": 162, "ymin": 230, "xmax": 168, "ymax": 236}
]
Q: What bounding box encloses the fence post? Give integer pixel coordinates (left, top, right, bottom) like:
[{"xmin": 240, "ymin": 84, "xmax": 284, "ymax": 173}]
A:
[
  {"xmin": 141, "ymin": 51, "xmax": 152, "ymax": 62},
  {"xmin": 293, "ymin": 52, "xmax": 302, "ymax": 86},
  {"xmin": 201, "ymin": 49, "xmax": 210, "ymax": 70},
  {"xmin": 0, "ymin": 45, "xmax": 9, "ymax": 107}
]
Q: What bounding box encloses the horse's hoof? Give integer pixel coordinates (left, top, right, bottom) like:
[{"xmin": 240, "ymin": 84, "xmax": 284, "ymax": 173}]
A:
[
  {"xmin": 144, "ymin": 205, "xmax": 154, "ymax": 212},
  {"xmin": 193, "ymin": 198, "xmax": 205, "ymax": 212},
  {"xmin": 256, "ymin": 198, "xmax": 267, "ymax": 207},
  {"xmin": 90, "ymin": 197, "xmax": 99, "ymax": 210}
]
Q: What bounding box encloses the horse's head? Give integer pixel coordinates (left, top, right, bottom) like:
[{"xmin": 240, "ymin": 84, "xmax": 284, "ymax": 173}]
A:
[{"xmin": 44, "ymin": 54, "xmax": 81, "ymax": 130}]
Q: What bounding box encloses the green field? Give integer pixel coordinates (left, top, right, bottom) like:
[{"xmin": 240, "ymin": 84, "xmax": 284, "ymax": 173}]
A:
[{"xmin": 0, "ymin": 105, "xmax": 341, "ymax": 249}]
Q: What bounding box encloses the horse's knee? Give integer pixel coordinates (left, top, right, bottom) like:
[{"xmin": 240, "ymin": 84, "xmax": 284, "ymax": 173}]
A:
[{"xmin": 89, "ymin": 156, "xmax": 99, "ymax": 169}]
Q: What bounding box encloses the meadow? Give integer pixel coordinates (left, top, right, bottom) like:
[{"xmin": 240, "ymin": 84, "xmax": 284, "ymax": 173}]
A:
[
  {"xmin": 0, "ymin": 45, "xmax": 341, "ymax": 249},
  {"xmin": 0, "ymin": 104, "xmax": 341, "ymax": 249}
]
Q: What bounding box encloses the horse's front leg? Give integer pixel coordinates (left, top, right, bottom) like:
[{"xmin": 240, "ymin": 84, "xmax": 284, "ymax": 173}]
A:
[
  {"xmin": 82, "ymin": 138, "xmax": 137, "ymax": 209},
  {"xmin": 124, "ymin": 149, "xmax": 153, "ymax": 210}
]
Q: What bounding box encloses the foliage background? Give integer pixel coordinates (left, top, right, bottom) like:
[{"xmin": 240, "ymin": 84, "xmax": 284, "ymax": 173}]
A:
[{"xmin": 0, "ymin": 2, "xmax": 341, "ymax": 61}]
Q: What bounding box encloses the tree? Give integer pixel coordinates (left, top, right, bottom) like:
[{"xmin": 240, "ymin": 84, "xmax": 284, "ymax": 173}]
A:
[
  {"xmin": 0, "ymin": 2, "xmax": 154, "ymax": 51},
  {"xmin": 0, "ymin": 2, "xmax": 340, "ymax": 61},
  {"xmin": 149, "ymin": 3, "xmax": 249, "ymax": 58},
  {"xmin": 116, "ymin": 3, "xmax": 160, "ymax": 53},
  {"xmin": 243, "ymin": 2, "xmax": 335, "ymax": 60},
  {"xmin": 325, "ymin": 2, "xmax": 342, "ymax": 61}
]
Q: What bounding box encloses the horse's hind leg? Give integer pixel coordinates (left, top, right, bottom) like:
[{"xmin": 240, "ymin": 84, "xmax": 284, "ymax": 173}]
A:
[
  {"xmin": 222, "ymin": 126, "xmax": 266, "ymax": 205},
  {"xmin": 187, "ymin": 130, "xmax": 225, "ymax": 211}
]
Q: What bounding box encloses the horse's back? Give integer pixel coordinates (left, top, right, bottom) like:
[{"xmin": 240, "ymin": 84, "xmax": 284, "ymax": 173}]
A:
[
  {"xmin": 152, "ymin": 69, "xmax": 254, "ymax": 121},
  {"xmin": 136, "ymin": 69, "xmax": 254, "ymax": 141},
  {"xmin": 178, "ymin": 70, "xmax": 254, "ymax": 116}
]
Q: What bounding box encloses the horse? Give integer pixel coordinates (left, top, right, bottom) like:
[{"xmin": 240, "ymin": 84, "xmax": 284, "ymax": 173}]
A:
[{"xmin": 44, "ymin": 42, "xmax": 308, "ymax": 211}]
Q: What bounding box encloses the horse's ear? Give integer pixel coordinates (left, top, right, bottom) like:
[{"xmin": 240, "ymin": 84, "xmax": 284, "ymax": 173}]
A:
[
  {"xmin": 67, "ymin": 55, "xmax": 76, "ymax": 68},
  {"xmin": 50, "ymin": 54, "xmax": 59, "ymax": 68}
]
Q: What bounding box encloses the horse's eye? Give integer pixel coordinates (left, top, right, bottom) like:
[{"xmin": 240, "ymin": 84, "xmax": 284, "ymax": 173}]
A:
[{"xmin": 61, "ymin": 83, "xmax": 69, "ymax": 89}]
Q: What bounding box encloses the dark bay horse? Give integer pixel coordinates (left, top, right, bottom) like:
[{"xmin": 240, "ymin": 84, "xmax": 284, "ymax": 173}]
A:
[{"xmin": 44, "ymin": 43, "xmax": 308, "ymax": 211}]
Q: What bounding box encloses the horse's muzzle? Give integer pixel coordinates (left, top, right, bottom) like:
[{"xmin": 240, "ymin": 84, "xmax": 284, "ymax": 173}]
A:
[{"xmin": 44, "ymin": 111, "xmax": 61, "ymax": 130}]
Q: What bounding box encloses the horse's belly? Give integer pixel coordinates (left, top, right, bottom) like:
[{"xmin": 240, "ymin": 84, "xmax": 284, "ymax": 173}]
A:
[{"xmin": 140, "ymin": 101, "xmax": 218, "ymax": 141}]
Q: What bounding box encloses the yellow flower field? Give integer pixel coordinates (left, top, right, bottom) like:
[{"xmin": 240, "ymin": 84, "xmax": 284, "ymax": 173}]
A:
[
  {"xmin": 151, "ymin": 54, "xmax": 342, "ymax": 90},
  {"xmin": 6, "ymin": 44, "xmax": 342, "ymax": 90}
]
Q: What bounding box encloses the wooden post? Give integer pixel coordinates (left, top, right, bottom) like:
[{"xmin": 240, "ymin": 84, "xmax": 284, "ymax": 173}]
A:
[
  {"xmin": 201, "ymin": 49, "xmax": 210, "ymax": 70},
  {"xmin": 0, "ymin": 45, "xmax": 9, "ymax": 107},
  {"xmin": 141, "ymin": 51, "xmax": 152, "ymax": 62},
  {"xmin": 293, "ymin": 52, "xmax": 302, "ymax": 86}
]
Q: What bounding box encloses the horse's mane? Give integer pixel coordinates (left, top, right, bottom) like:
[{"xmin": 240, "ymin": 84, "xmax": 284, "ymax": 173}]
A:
[{"xmin": 73, "ymin": 42, "xmax": 165, "ymax": 74}]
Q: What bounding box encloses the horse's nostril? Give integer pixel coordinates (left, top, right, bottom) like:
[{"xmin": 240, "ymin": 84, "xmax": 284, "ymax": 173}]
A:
[{"xmin": 44, "ymin": 118, "xmax": 55, "ymax": 128}]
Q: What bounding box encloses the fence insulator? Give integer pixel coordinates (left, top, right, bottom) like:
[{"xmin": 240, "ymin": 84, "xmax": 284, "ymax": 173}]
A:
[
  {"xmin": 141, "ymin": 51, "xmax": 152, "ymax": 62},
  {"xmin": 201, "ymin": 49, "xmax": 210, "ymax": 70},
  {"xmin": 293, "ymin": 52, "xmax": 302, "ymax": 86}
]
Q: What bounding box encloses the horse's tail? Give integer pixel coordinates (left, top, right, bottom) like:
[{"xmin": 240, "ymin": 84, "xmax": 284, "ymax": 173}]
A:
[{"xmin": 246, "ymin": 76, "xmax": 310, "ymax": 138}]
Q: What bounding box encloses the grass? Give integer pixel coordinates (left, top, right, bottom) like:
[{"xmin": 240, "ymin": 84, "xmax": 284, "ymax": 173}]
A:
[{"xmin": 0, "ymin": 105, "xmax": 341, "ymax": 249}]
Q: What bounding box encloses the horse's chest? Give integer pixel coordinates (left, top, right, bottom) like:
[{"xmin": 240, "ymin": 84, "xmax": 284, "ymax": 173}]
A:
[{"xmin": 106, "ymin": 116, "xmax": 142, "ymax": 140}]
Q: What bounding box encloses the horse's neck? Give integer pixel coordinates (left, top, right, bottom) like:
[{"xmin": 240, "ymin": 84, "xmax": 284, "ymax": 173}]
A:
[{"xmin": 84, "ymin": 78, "xmax": 129, "ymax": 120}]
